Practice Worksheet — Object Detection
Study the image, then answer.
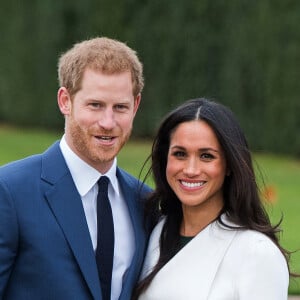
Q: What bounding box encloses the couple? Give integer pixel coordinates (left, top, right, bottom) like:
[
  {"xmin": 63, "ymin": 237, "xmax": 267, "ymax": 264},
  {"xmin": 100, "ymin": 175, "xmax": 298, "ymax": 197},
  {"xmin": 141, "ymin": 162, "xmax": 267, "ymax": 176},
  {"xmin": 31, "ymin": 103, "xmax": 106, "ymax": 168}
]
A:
[{"xmin": 0, "ymin": 37, "xmax": 290, "ymax": 299}]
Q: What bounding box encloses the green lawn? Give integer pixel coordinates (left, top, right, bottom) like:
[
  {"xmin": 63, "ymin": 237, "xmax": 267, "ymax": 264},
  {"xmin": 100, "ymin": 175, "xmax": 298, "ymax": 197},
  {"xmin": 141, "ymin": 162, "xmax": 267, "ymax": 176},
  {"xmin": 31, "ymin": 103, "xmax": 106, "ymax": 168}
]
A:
[
  {"xmin": 253, "ymin": 154, "xmax": 300, "ymax": 294},
  {"xmin": 0, "ymin": 125, "xmax": 299, "ymax": 294}
]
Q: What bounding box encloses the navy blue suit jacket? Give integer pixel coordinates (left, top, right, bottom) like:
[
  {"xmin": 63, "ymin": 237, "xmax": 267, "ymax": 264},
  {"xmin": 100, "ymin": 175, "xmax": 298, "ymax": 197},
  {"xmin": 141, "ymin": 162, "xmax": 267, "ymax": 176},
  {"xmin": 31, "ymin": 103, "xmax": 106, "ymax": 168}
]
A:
[{"xmin": 0, "ymin": 141, "xmax": 151, "ymax": 299}]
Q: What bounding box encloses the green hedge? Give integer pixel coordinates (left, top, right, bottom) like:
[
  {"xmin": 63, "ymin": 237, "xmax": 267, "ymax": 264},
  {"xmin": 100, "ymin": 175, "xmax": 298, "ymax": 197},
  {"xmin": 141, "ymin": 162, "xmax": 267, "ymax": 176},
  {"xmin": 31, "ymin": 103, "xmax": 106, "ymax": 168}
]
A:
[{"xmin": 0, "ymin": 1, "xmax": 299, "ymax": 156}]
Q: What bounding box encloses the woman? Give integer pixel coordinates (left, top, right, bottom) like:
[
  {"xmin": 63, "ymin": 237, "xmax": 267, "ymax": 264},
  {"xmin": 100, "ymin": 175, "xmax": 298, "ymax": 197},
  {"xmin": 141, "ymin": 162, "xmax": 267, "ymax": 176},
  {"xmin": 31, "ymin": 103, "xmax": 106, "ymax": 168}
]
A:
[{"xmin": 134, "ymin": 98, "xmax": 290, "ymax": 299}]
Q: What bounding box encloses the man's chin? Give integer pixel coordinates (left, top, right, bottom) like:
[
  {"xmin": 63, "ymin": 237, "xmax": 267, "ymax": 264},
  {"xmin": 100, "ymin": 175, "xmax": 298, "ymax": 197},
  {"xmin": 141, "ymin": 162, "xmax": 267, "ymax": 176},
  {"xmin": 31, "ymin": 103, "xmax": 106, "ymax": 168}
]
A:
[
  {"xmin": 94, "ymin": 150, "xmax": 118, "ymax": 164},
  {"xmin": 90, "ymin": 141, "xmax": 125, "ymax": 163}
]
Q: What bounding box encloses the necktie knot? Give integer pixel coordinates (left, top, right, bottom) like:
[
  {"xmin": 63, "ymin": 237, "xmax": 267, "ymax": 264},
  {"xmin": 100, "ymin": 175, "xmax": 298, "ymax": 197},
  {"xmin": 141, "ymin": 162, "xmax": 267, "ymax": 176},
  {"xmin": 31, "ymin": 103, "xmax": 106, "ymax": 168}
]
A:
[{"xmin": 98, "ymin": 176, "xmax": 109, "ymax": 193}]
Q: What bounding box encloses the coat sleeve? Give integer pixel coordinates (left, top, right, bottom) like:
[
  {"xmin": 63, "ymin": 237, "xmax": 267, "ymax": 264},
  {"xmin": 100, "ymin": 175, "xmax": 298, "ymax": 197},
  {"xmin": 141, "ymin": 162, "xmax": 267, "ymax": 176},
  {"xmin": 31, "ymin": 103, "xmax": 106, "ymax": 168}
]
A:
[
  {"xmin": 0, "ymin": 180, "xmax": 19, "ymax": 296},
  {"xmin": 236, "ymin": 232, "xmax": 289, "ymax": 300}
]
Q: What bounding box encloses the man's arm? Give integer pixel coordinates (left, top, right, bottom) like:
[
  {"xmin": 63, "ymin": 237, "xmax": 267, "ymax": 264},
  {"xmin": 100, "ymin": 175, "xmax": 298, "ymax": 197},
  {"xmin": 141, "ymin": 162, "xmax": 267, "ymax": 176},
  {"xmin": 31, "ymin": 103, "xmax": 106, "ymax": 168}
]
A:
[{"xmin": 0, "ymin": 180, "xmax": 19, "ymax": 296}]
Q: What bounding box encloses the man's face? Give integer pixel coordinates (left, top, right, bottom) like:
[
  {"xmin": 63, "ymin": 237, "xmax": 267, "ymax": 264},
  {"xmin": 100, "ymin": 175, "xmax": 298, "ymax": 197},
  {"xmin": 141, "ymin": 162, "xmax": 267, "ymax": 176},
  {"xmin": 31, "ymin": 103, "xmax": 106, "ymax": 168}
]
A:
[{"xmin": 58, "ymin": 68, "xmax": 141, "ymax": 173}]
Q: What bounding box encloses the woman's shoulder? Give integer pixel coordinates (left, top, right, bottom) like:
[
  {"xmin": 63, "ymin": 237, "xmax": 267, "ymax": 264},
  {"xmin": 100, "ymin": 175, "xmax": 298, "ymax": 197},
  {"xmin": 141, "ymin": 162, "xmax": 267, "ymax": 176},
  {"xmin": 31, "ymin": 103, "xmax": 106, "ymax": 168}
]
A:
[
  {"xmin": 235, "ymin": 228, "xmax": 274, "ymax": 242},
  {"xmin": 234, "ymin": 229, "xmax": 280, "ymax": 253},
  {"xmin": 211, "ymin": 224, "xmax": 289, "ymax": 298},
  {"xmin": 216, "ymin": 215, "xmax": 287, "ymax": 268},
  {"xmin": 218, "ymin": 215, "xmax": 282, "ymax": 255},
  {"xmin": 226, "ymin": 228, "xmax": 288, "ymax": 274}
]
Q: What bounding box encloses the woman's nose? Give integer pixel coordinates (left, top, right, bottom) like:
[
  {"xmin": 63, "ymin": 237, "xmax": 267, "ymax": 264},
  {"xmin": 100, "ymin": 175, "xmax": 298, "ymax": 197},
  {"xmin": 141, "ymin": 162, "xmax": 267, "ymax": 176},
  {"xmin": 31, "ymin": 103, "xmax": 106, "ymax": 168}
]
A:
[{"xmin": 183, "ymin": 157, "xmax": 201, "ymax": 177}]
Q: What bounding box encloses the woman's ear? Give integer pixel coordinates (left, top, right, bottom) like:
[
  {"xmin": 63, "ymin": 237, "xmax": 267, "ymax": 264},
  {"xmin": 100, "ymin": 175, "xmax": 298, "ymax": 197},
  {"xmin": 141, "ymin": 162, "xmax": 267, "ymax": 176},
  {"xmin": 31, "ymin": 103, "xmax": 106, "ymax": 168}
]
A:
[{"xmin": 57, "ymin": 87, "xmax": 72, "ymax": 115}]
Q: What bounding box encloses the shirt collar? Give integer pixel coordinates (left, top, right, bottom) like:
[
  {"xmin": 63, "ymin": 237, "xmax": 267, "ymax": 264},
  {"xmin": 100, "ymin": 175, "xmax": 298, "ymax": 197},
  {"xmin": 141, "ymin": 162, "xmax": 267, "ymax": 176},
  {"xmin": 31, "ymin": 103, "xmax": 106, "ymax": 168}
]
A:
[{"xmin": 59, "ymin": 136, "xmax": 120, "ymax": 197}]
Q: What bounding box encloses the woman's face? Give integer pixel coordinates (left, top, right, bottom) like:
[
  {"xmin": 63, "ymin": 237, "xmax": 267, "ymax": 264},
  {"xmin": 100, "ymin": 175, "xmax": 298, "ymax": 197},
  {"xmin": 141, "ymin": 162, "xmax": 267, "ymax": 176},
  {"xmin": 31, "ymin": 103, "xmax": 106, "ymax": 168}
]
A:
[{"xmin": 166, "ymin": 120, "xmax": 227, "ymax": 216}]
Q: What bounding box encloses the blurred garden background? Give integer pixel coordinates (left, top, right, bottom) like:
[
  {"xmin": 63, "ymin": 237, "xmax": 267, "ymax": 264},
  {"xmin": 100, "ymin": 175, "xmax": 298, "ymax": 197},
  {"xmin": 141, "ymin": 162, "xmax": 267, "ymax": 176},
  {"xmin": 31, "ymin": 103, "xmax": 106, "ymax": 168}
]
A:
[{"xmin": 0, "ymin": 0, "xmax": 299, "ymax": 294}]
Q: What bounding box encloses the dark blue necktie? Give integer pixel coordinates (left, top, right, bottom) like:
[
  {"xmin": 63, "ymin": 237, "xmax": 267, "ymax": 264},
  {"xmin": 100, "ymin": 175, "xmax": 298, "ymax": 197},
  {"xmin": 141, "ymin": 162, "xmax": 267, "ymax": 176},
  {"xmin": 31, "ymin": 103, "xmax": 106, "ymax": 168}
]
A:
[{"xmin": 96, "ymin": 176, "xmax": 114, "ymax": 300}]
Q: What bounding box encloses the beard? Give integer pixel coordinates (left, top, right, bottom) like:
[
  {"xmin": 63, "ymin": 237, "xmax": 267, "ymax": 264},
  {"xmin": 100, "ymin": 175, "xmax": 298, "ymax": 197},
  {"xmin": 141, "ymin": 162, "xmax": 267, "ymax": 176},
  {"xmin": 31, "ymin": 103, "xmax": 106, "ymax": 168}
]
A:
[{"xmin": 67, "ymin": 116, "xmax": 132, "ymax": 169}]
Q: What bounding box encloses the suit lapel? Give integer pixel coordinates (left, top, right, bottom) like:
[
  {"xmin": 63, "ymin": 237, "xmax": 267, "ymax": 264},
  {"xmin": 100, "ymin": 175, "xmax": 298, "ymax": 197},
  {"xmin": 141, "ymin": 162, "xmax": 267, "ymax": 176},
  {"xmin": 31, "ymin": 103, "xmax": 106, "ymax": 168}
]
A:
[
  {"xmin": 41, "ymin": 142, "xmax": 101, "ymax": 300},
  {"xmin": 145, "ymin": 219, "xmax": 237, "ymax": 299},
  {"xmin": 181, "ymin": 222, "xmax": 237, "ymax": 298},
  {"xmin": 117, "ymin": 169, "xmax": 147, "ymax": 298}
]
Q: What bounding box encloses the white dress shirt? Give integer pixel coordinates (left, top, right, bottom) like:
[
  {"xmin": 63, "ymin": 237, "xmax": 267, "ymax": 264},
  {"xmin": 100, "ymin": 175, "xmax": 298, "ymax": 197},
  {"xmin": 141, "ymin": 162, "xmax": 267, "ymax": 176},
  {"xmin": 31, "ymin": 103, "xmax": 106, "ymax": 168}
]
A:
[{"xmin": 60, "ymin": 136, "xmax": 135, "ymax": 300}]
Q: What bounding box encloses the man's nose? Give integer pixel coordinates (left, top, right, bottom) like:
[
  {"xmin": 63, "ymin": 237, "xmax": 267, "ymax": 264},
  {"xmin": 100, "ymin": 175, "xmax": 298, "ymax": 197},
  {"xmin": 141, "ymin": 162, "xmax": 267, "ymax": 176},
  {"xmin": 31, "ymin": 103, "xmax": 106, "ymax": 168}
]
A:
[{"xmin": 98, "ymin": 108, "xmax": 116, "ymax": 130}]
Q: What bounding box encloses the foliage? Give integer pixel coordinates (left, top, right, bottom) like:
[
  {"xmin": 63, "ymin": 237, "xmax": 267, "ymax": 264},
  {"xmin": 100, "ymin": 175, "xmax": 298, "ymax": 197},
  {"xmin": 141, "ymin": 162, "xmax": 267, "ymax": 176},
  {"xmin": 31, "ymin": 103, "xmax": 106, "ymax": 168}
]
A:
[{"xmin": 0, "ymin": 1, "xmax": 299, "ymax": 156}]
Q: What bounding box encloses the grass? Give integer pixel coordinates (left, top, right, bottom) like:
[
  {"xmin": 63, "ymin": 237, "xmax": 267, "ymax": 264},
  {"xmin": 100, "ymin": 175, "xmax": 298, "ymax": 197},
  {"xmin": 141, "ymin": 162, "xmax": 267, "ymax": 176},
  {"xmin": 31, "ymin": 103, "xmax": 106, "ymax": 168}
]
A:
[
  {"xmin": 254, "ymin": 154, "xmax": 300, "ymax": 294},
  {"xmin": 0, "ymin": 125, "xmax": 62, "ymax": 164},
  {"xmin": 0, "ymin": 125, "xmax": 299, "ymax": 294}
]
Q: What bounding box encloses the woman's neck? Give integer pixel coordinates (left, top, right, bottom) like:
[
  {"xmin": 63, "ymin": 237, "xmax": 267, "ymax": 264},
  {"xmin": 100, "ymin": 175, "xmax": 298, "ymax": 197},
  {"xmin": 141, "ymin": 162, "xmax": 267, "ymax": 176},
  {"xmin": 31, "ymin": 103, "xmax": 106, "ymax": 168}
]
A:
[{"xmin": 180, "ymin": 206, "xmax": 222, "ymax": 237}]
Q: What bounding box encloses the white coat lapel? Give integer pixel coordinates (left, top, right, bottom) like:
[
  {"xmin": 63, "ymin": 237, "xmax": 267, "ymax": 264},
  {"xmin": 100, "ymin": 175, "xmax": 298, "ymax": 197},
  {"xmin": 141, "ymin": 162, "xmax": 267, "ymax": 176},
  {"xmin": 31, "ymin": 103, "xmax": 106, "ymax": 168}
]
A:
[{"xmin": 142, "ymin": 219, "xmax": 237, "ymax": 300}]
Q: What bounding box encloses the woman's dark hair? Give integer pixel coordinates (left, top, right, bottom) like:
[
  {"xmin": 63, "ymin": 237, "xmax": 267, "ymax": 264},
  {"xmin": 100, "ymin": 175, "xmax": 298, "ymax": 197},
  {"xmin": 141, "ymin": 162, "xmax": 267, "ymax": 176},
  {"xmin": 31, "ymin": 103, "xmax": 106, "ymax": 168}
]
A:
[{"xmin": 133, "ymin": 98, "xmax": 291, "ymax": 299}]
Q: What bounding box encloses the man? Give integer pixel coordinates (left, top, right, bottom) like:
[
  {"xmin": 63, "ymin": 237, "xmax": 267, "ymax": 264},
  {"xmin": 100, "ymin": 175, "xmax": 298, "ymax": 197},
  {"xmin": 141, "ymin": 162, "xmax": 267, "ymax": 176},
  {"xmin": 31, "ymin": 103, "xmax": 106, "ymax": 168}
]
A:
[{"xmin": 0, "ymin": 37, "xmax": 151, "ymax": 300}]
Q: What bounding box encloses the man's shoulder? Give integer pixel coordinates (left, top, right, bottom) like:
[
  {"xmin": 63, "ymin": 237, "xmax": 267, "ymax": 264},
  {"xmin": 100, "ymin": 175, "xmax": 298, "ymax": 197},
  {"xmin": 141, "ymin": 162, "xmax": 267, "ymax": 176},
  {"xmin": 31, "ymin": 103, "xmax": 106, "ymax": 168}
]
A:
[
  {"xmin": 0, "ymin": 153, "xmax": 41, "ymax": 173},
  {"xmin": 117, "ymin": 167, "xmax": 152, "ymax": 194},
  {"xmin": 117, "ymin": 168, "xmax": 149, "ymax": 186},
  {"xmin": 0, "ymin": 141, "xmax": 60, "ymax": 180}
]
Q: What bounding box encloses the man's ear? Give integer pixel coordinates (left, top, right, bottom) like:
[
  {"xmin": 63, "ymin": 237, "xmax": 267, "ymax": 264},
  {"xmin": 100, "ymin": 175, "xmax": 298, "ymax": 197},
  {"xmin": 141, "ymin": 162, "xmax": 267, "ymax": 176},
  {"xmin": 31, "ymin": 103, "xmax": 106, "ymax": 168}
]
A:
[{"xmin": 57, "ymin": 87, "xmax": 72, "ymax": 115}]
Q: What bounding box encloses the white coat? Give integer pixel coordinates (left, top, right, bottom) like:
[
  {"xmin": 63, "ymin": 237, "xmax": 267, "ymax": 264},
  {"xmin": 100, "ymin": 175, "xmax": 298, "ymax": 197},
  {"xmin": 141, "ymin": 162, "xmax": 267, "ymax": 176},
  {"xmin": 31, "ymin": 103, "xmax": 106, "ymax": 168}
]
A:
[{"xmin": 138, "ymin": 216, "xmax": 289, "ymax": 300}]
